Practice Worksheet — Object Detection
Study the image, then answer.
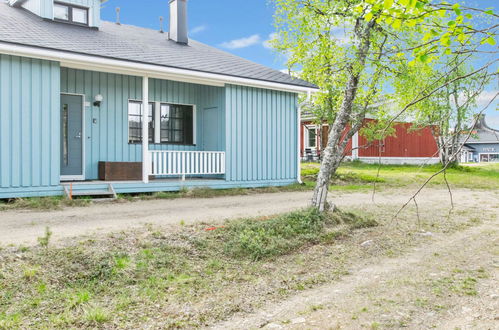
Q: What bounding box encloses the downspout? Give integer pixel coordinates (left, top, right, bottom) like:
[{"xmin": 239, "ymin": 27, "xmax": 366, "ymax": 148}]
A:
[
  {"xmin": 297, "ymin": 91, "xmax": 313, "ymax": 184},
  {"xmin": 142, "ymin": 76, "xmax": 149, "ymax": 183},
  {"xmin": 297, "ymin": 100, "xmax": 302, "ymax": 184}
]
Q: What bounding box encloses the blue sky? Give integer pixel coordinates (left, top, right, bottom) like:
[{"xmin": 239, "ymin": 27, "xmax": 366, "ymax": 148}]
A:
[{"xmin": 101, "ymin": 0, "xmax": 498, "ymax": 128}]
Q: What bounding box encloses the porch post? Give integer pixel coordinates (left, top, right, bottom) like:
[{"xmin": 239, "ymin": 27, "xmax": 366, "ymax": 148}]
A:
[{"xmin": 142, "ymin": 76, "xmax": 149, "ymax": 183}]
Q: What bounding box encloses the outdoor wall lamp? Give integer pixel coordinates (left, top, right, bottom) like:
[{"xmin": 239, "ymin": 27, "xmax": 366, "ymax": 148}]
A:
[{"xmin": 93, "ymin": 94, "xmax": 103, "ymax": 107}]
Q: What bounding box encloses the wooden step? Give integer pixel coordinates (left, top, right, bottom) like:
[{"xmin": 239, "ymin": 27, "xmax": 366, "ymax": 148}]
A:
[{"xmin": 63, "ymin": 184, "xmax": 117, "ymax": 199}]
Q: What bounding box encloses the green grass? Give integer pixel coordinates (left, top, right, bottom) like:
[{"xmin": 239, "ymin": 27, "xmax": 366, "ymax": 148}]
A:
[
  {"xmin": 303, "ymin": 161, "xmax": 499, "ymax": 190},
  {"xmin": 0, "ymin": 208, "xmax": 376, "ymax": 328},
  {"xmin": 2, "ymin": 162, "xmax": 496, "ymax": 211}
]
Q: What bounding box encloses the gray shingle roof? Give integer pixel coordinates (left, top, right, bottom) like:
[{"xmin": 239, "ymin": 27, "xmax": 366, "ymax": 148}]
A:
[
  {"xmin": 461, "ymin": 115, "xmax": 499, "ymax": 144},
  {"xmin": 0, "ymin": 3, "xmax": 317, "ymax": 89}
]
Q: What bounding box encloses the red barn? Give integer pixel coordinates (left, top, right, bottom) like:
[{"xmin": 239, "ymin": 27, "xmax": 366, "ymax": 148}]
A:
[{"xmin": 301, "ymin": 118, "xmax": 439, "ymax": 164}]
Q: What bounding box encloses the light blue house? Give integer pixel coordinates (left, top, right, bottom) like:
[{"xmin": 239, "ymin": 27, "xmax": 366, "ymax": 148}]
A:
[{"xmin": 0, "ymin": 0, "xmax": 317, "ymax": 198}]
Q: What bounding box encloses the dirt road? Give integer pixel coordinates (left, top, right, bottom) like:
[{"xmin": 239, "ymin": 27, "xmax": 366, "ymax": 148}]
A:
[
  {"xmin": 213, "ymin": 220, "xmax": 499, "ymax": 329},
  {"xmin": 0, "ymin": 188, "xmax": 497, "ymax": 246}
]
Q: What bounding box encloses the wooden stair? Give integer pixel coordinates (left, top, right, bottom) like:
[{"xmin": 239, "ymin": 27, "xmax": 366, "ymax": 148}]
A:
[{"xmin": 63, "ymin": 183, "xmax": 117, "ymax": 200}]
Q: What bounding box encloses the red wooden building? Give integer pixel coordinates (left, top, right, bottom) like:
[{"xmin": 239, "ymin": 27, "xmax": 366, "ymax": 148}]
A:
[{"xmin": 301, "ymin": 119, "xmax": 439, "ymax": 164}]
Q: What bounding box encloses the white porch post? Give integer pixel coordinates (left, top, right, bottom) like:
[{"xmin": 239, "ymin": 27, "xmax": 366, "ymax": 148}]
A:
[{"xmin": 142, "ymin": 76, "xmax": 149, "ymax": 183}]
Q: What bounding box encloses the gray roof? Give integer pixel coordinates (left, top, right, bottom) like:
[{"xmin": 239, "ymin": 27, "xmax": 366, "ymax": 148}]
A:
[
  {"xmin": 0, "ymin": 3, "xmax": 317, "ymax": 89},
  {"xmin": 462, "ymin": 115, "xmax": 499, "ymax": 144}
]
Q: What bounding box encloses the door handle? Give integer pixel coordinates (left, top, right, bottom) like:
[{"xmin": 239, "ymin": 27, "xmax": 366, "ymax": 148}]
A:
[{"xmin": 75, "ymin": 132, "xmax": 82, "ymax": 139}]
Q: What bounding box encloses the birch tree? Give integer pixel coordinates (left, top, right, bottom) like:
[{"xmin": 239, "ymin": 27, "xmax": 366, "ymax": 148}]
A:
[{"xmin": 271, "ymin": 0, "xmax": 497, "ymax": 211}]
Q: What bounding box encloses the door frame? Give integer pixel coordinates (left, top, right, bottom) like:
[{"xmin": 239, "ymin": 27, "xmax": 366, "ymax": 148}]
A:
[{"xmin": 60, "ymin": 93, "xmax": 86, "ymax": 182}]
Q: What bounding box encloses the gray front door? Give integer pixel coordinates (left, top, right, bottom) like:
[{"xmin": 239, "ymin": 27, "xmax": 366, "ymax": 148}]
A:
[
  {"xmin": 60, "ymin": 94, "xmax": 83, "ymax": 178},
  {"xmin": 203, "ymin": 107, "xmax": 219, "ymax": 151}
]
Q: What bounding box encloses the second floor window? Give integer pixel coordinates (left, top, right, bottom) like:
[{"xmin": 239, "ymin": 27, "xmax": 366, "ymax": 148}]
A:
[{"xmin": 54, "ymin": 2, "xmax": 89, "ymax": 26}]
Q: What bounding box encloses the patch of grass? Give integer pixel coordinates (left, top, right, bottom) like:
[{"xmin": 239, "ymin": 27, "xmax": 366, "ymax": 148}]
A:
[
  {"xmin": 222, "ymin": 209, "xmax": 325, "ymax": 260},
  {"xmin": 68, "ymin": 290, "xmax": 92, "ymax": 308},
  {"xmin": 83, "ymin": 306, "xmax": 110, "ymax": 324},
  {"xmin": 0, "ymin": 196, "xmax": 90, "ymax": 211},
  {"xmin": 0, "ymin": 204, "xmax": 491, "ymax": 329},
  {"xmin": 37, "ymin": 227, "xmax": 52, "ymax": 248}
]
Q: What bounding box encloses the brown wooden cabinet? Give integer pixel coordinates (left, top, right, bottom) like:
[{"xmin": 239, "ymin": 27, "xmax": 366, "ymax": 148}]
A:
[{"xmin": 98, "ymin": 162, "xmax": 142, "ymax": 181}]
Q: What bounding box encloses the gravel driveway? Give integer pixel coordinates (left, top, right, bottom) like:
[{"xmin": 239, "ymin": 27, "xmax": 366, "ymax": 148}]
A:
[{"xmin": 0, "ymin": 188, "xmax": 496, "ymax": 246}]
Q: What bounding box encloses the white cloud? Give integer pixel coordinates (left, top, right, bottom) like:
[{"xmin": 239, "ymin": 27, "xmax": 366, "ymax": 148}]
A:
[
  {"xmin": 220, "ymin": 34, "xmax": 261, "ymax": 49},
  {"xmin": 475, "ymin": 90, "xmax": 498, "ymax": 108},
  {"xmin": 486, "ymin": 114, "xmax": 499, "ymax": 129},
  {"xmin": 190, "ymin": 25, "xmax": 207, "ymax": 35},
  {"xmin": 263, "ymin": 33, "xmax": 278, "ymax": 49}
]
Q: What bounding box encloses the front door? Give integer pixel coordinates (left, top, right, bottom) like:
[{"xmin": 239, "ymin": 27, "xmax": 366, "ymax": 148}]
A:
[
  {"xmin": 60, "ymin": 94, "xmax": 83, "ymax": 179},
  {"xmin": 203, "ymin": 107, "xmax": 219, "ymax": 151}
]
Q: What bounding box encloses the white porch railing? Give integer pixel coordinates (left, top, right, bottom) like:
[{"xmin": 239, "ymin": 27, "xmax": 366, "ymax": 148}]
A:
[{"xmin": 149, "ymin": 150, "xmax": 226, "ymax": 179}]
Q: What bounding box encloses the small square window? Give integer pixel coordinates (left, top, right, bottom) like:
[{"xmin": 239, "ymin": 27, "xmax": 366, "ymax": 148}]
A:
[
  {"xmin": 54, "ymin": 2, "xmax": 89, "ymax": 26},
  {"xmin": 72, "ymin": 7, "xmax": 88, "ymax": 25},
  {"xmin": 54, "ymin": 3, "xmax": 69, "ymax": 21}
]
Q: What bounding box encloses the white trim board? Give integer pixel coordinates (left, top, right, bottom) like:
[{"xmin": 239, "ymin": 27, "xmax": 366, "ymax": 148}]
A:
[{"xmin": 0, "ymin": 42, "xmax": 318, "ymax": 94}]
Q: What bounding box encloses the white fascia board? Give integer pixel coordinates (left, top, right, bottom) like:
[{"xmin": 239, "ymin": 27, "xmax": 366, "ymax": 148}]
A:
[
  {"xmin": 0, "ymin": 42, "xmax": 318, "ymax": 94},
  {"xmin": 9, "ymin": 0, "xmax": 27, "ymax": 6}
]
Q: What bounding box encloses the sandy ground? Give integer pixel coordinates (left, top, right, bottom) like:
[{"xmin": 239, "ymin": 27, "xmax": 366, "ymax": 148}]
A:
[
  {"xmin": 213, "ymin": 220, "xmax": 499, "ymax": 330},
  {"xmin": 0, "ymin": 188, "xmax": 497, "ymax": 247}
]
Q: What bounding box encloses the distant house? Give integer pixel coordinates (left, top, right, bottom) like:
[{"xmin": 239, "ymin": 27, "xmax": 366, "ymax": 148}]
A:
[
  {"xmin": 301, "ymin": 116, "xmax": 439, "ymax": 165},
  {"xmin": 0, "ymin": 0, "xmax": 318, "ymax": 199},
  {"xmin": 460, "ymin": 115, "xmax": 499, "ymax": 163}
]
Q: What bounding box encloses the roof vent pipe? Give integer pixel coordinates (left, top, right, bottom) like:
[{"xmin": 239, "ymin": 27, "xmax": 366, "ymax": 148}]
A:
[
  {"xmin": 159, "ymin": 16, "xmax": 164, "ymax": 33},
  {"xmin": 115, "ymin": 7, "xmax": 121, "ymax": 25},
  {"xmin": 169, "ymin": 0, "xmax": 188, "ymax": 44}
]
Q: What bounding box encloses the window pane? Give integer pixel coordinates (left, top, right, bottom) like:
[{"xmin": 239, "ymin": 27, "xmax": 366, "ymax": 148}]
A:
[
  {"xmin": 72, "ymin": 7, "xmax": 88, "ymax": 24},
  {"xmin": 158, "ymin": 103, "xmax": 193, "ymax": 144},
  {"xmin": 308, "ymin": 129, "xmax": 316, "ymax": 147},
  {"xmin": 54, "ymin": 4, "xmax": 69, "ymax": 20},
  {"xmin": 128, "ymin": 101, "xmax": 154, "ymax": 143}
]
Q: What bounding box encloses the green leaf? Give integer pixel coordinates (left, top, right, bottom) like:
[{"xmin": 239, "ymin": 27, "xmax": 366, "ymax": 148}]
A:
[
  {"xmin": 419, "ymin": 54, "xmax": 429, "ymax": 62},
  {"xmin": 447, "ymin": 20, "xmax": 456, "ymax": 27},
  {"xmin": 399, "ymin": 0, "xmax": 410, "ymax": 7},
  {"xmin": 444, "ymin": 48, "xmax": 452, "ymax": 55},
  {"xmin": 383, "ymin": 0, "xmax": 394, "ymax": 10},
  {"xmin": 465, "ymin": 14, "xmax": 472, "ymax": 19},
  {"xmin": 484, "ymin": 10, "xmax": 494, "ymax": 15},
  {"xmin": 365, "ymin": 12, "xmax": 374, "ymax": 21},
  {"xmin": 482, "ymin": 37, "xmax": 496, "ymax": 46},
  {"xmin": 392, "ymin": 19, "xmax": 402, "ymax": 30}
]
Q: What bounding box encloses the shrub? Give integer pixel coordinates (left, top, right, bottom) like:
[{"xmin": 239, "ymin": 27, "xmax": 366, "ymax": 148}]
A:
[{"xmin": 223, "ymin": 208, "xmax": 324, "ymax": 260}]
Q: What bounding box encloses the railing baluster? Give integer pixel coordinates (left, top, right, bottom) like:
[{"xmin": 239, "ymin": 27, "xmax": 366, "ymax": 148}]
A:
[{"xmin": 148, "ymin": 151, "xmax": 226, "ymax": 177}]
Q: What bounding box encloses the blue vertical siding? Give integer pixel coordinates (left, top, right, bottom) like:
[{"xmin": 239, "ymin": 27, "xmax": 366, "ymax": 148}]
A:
[
  {"xmin": 0, "ymin": 55, "xmax": 60, "ymax": 189},
  {"xmin": 225, "ymin": 84, "xmax": 298, "ymax": 182},
  {"xmin": 60, "ymin": 68, "xmax": 225, "ymax": 180}
]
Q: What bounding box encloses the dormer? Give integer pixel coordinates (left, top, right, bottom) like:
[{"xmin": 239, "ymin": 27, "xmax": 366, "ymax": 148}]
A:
[{"xmin": 8, "ymin": 0, "xmax": 103, "ymax": 28}]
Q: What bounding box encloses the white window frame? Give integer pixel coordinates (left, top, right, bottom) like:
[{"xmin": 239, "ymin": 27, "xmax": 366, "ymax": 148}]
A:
[
  {"xmin": 127, "ymin": 100, "xmax": 155, "ymax": 144},
  {"xmin": 128, "ymin": 99, "xmax": 196, "ymax": 145},
  {"xmin": 304, "ymin": 125, "xmax": 318, "ymax": 149},
  {"xmin": 53, "ymin": 1, "xmax": 90, "ymax": 26},
  {"xmin": 478, "ymin": 152, "xmax": 499, "ymax": 163}
]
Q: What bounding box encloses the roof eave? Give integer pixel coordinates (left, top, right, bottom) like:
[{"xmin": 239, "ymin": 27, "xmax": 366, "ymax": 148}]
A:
[{"xmin": 0, "ymin": 41, "xmax": 319, "ymax": 94}]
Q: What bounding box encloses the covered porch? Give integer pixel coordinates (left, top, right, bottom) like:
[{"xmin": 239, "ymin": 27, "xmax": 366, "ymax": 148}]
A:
[{"xmin": 59, "ymin": 67, "xmax": 227, "ymax": 185}]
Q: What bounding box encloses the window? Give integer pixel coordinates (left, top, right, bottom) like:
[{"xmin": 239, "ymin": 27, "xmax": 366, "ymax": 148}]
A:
[
  {"xmin": 128, "ymin": 101, "xmax": 194, "ymax": 145},
  {"xmin": 306, "ymin": 127, "xmax": 317, "ymax": 148},
  {"xmin": 128, "ymin": 101, "xmax": 154, "ymax": 143},
  {"xmin": 159, "ymin": 103, "xmax": 194, "ymax": 144},
  {"xmin": 54, "ymin": 2, "xmax": 89, "ymax": 26}
]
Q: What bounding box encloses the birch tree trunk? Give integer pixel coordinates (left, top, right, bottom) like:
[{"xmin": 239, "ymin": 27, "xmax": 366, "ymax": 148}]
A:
[{"xmin": 311, "ymin": 21, "xmax": 374, "ymax": 212}]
